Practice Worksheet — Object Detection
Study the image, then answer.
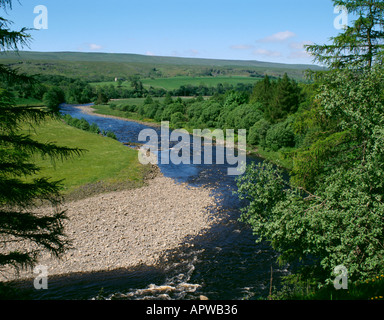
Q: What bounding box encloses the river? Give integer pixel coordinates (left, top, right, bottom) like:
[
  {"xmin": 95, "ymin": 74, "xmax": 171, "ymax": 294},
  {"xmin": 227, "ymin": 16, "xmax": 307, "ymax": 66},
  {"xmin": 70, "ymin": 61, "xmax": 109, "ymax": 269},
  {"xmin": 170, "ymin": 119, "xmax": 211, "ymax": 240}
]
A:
[{"xmin": 25, "ymin": 104, "xmax": 289, "ymax": 300}]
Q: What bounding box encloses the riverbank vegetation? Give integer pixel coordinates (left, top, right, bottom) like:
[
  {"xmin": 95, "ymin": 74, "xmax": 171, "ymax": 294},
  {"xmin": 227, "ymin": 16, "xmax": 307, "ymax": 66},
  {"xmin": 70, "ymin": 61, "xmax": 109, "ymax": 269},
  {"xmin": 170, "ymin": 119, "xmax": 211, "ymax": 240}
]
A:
[{"xmin": 238, "ymin": 0, "xmax": 384, "ymax": 300}]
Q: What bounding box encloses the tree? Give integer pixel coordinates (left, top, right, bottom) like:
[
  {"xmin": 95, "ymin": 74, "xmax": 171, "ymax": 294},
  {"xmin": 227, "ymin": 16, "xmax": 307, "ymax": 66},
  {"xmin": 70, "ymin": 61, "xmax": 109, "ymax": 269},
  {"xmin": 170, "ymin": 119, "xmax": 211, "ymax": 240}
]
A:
[
  {"xmin": 264, "ymin": 118, "xmax": 295, "ymax": 152},
  {"xmin": 306, "ymin": 0, "xmax": 384, "ymax": 70},
  {"xmin": 0, "ymin": 1, "xmax": 82, "ymax": 279},
  {"xmin": 42, "ymin": 86, "xmax": 65, "ymax": 113},
  {"xmin": 248, "ymin": 119, "xmax": 270, "ymax": 146},
  {"xmin": 129, "ymin": 75, "xmax": 144, "ymax": 97},
  {"xmin": 250, "ymin": 75, "xmax": 274, "ymax": 110},
  {"xmin": 237, "ymin": 2, "xmax": 384, "ymax": 288},
  {"xmin": 237, "ymin": 65, "xmax": 384, "ymax": 285},
  {"xmin": 265, "ymin": 73, "xmax": 301, "ymax": 123},
  {"xmin": 95, "ymin": 91, "xmax": 109, "ymax": 105}
]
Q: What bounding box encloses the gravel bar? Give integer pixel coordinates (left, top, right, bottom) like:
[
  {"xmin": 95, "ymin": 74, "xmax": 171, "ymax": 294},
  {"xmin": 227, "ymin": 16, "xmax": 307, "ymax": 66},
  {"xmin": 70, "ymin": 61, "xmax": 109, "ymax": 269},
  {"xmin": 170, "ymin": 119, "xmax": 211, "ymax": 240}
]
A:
[{"xmin": 0, "ymin": 173, "xmax": 219, "ymax": 282}]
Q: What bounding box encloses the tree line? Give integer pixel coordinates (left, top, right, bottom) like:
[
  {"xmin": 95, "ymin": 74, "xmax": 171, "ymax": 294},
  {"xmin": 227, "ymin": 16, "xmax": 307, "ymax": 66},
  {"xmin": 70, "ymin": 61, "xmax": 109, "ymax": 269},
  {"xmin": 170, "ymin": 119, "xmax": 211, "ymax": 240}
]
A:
[
  {"xmin": 107, "ymin": 72, "xmax": 306, "ymax": 154},
  {"xmin": 3, "ymin": 72, "xmax": 258, "ymax": 114}
]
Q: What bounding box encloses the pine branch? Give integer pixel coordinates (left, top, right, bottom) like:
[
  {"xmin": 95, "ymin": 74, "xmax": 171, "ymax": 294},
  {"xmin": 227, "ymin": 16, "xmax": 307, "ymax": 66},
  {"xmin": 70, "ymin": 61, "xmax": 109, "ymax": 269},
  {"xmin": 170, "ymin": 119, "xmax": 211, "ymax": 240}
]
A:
[
  {"xmin": 0, "ymin": 133, "xmax": 85, "ymax": 162},
  {"xmin": 0, "ymin": 177, "xmax": 64, "ymax": 207},
  {"xmin": 0, "ymin": 209, "xmax": 70, "ymax": 256}
]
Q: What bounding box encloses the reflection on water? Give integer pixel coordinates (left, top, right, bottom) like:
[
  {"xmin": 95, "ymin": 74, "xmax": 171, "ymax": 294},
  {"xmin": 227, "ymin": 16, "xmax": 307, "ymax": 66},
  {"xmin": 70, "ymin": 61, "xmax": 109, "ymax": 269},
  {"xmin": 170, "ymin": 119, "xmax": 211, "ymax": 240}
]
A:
[{"xmin": 23, "ymin": 104, "xmax": 289, "ymax": 300}]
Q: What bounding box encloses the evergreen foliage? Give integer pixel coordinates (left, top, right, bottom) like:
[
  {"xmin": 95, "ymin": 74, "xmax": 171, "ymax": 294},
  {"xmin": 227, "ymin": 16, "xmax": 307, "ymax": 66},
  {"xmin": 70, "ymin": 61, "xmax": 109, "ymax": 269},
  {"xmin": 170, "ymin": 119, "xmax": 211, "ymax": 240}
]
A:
[
  {"xmin": 237, "ymin": 1, "xmax": 384, "ymax": 290},
  {"xmin": 0, "ymin": 0, "xmax": 82, "ymax": 276},
  {"xmin": 306, "ymin": 0, "xmax": 384, "ymax": 70}
]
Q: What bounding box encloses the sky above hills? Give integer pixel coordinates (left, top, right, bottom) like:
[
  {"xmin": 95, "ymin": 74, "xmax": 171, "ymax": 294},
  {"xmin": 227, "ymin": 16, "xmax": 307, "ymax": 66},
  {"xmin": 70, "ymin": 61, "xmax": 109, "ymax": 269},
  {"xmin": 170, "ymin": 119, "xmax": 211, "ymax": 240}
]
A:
[{"xmin": 8, "ymin": 0, "xmax": 343, "ymax": 65}]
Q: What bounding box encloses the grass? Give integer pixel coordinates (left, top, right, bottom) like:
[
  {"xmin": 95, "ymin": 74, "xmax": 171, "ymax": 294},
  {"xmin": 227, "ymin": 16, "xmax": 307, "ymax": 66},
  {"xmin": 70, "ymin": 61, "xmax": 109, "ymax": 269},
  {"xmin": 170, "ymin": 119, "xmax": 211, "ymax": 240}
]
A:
[
  {"xmin": 23, "ymin": 118, "xmax": 149, "ymax": 199},
  {"xmin": 90, "ymin": 76, "xmax": 262, "ymax": 91},
  {"xmin": 141, "ymin": 76, "xmax": 262, "ymax": 90}
]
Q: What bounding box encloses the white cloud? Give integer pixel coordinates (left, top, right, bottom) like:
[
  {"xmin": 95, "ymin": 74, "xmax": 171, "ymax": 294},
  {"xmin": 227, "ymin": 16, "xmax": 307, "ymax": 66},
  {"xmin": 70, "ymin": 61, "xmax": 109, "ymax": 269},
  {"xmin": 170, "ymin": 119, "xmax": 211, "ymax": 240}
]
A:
[
  {"xmin": 259, "ymin": 31, "xmax": 296, "ymax": 43},
  {"xmin": 89, "ymin": 43, "xmax": 103, "ymax": 51},
  {"xmin": 145, "ymin": 51, "xmax": 155, "ymax": 56},
  {"xmin": 253, "ymin": 48, "xmax": 282, "ymax": 57}
]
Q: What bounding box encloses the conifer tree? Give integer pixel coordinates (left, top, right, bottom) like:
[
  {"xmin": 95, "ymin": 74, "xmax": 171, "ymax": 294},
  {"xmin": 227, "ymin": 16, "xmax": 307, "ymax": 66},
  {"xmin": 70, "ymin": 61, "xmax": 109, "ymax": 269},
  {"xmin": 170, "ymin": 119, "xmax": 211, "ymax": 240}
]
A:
[
  {"xmin": 306, "ymin": 0, "xmax": 384, "ymax": 70},
  {"xmin": 0, "ymin": 0, "xmax": 82, "ymax": 275}
]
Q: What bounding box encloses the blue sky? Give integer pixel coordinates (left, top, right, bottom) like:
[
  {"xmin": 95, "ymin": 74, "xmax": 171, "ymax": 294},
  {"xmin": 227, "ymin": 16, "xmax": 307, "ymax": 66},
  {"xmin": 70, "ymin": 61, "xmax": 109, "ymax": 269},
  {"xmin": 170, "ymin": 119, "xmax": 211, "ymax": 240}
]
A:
[{"xmin": 7, "ymin": 0, "xmax": 343, "ymax": 65}]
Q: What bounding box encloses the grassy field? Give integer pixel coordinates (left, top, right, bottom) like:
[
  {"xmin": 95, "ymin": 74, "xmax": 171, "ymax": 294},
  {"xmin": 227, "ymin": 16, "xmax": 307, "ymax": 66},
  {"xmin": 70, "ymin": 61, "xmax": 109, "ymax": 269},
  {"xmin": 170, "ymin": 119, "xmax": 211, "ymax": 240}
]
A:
[
  {"xmin": 142, "ymin": 76, "xmax": 262, "ymax": 90},
  {"xmin": 24, "ymin": 118, "xmax": 149, "ymax": 199},
  {"xmin": 91, "ymin": 76, "xmax": 263, "ymax": 91}
]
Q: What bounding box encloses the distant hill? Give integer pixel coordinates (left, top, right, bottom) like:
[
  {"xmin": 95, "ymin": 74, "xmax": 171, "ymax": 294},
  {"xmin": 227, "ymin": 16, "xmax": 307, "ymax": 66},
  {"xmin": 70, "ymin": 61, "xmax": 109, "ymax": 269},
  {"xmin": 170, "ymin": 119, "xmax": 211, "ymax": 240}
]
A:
[{"xmin": 0, "ymin": 51, "xmax": 324, "ymax": 82}]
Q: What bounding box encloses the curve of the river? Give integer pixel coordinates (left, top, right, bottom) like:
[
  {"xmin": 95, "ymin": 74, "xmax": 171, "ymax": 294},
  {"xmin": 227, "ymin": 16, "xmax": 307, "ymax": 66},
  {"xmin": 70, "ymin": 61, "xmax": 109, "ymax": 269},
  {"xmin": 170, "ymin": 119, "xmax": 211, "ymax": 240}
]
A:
[{"xmin": 26, "ymin": 104, "xmax": 289, "ymax": 300}]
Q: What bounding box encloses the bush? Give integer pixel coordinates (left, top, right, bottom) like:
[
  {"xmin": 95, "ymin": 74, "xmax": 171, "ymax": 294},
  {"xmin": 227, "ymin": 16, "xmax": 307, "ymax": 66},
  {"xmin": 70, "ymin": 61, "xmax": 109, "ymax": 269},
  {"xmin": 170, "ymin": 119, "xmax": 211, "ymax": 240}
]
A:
[
  {"xmin": 43, "ymin": 86, "xmax": 65, "ymax": 113},
  {"xmin": 265, "ymin": 120, "xmax": 295, "ymax": 151},
  {"xmin": 104, "ymin": 130, "xmax": 117, "ymax": 140},
  {"xmin": 63, "ymin": 114, "xmax": 100, "ymax": 135},
  {"xmin": 170, "ymin": 112, "xmax": 187, "ymax": 128},
  {"xmin": 248, "ymin": 119, "xmax": 270, "ymax": 146}
]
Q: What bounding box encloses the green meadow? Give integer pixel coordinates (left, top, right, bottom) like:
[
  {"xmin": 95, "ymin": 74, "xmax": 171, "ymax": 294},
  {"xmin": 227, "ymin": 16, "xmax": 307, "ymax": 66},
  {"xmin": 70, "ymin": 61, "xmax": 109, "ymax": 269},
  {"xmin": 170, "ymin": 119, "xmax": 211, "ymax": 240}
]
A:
[
  {"xmin": 91, "ymin": 76, "xmax": 263, "ymax": 91},
  {"xmin": 24, "ymin": 118, "xmax": 148, "ymax": 198},
  {"xmin": 142, "ymin": 76, "xmax": 263, "ymax": 90}
]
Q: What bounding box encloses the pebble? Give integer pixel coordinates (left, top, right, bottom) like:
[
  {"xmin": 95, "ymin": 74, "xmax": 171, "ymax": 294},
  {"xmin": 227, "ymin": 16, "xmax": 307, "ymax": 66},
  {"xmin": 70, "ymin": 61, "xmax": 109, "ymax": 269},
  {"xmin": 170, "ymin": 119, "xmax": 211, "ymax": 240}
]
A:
[{"xmin": 0, "ymin": 173, "xmax": 220, "ymax": 282}]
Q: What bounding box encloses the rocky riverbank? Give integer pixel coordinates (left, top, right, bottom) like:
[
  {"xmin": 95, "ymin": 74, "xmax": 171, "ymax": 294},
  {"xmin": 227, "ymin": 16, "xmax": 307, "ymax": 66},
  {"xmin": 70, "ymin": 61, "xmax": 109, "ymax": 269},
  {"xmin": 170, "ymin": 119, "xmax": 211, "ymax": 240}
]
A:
[{"xmin": 0, "ymin": 173, "xmax": 219, "ymax": 282}]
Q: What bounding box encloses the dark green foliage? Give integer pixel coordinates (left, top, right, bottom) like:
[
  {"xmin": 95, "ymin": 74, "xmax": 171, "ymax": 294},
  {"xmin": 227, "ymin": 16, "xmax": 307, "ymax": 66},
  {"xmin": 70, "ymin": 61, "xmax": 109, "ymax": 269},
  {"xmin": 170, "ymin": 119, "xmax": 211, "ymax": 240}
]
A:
[
  {"xmin": 104, "ymin": 130, "xmax": 117, "ymax": 140},
  {"xmin": 129, "ymin": 75, "xmax": 144, "ymax": 97},
  {"xmin": 250, "ymin": 74, "xmax": 302, "ymax": 123},
  {"xmin": 237, "ymin": 2, "xmax": 384, "ymax": 292},
  {"xmin": 237, "ymin": 66, "xmax": 384, "ymax": 289},
  {"xmin": 0, "ymin": 89, "xmax": 82, "ymax": 274},
  {"xmin": 42, "ymin": 86, "xmax": 65, "ymax": 113},
  {"xmin": 265, "ymin": 74, "xmax": 301, "ymax": 123},
  {"xmin": 170, "ymin": 112, "xmax": 187, "ymax": 128},
  {"xmin": 62, "ymin": 114, "xmax": 116, "ymax": 139},
  {"xmin": 161, "ymin": 102, "xmax": 185, "ymax": 122},
  {"xmin": 248, "ymin": 119, "xmax": 270, "ymax": 147},
  {"xmin": 250, "ymin": 75, "xmax": 273, "ymax": 108},
  {"xmin": 65, "ymin": 80, "xmax": 94, "ymax": 104},
  {"xmin": 0, "ymin": 0, "xmax": 84, "ymax": 279},
  {"xmin": 265, "ymin": 118, "xmax": 295, "ymax": 151},
  {"xmin": 95, "ymin": 91, "xmax": 109, "ymax": 105}
]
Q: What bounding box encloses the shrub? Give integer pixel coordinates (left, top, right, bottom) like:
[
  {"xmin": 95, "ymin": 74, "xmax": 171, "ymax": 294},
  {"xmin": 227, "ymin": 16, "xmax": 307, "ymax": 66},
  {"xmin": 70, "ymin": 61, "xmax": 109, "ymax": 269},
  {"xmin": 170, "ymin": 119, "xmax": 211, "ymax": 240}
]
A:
[{"xmin": 265, "ymin": 120, "xmax": 295, "ymax": 151}]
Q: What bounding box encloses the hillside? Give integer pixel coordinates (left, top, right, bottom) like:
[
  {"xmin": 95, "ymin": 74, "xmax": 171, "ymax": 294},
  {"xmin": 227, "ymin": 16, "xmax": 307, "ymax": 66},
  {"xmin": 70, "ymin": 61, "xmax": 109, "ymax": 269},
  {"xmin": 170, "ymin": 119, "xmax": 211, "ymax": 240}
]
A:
[{"xmin": 0, "ymin": 51, "xmax": 323, "ymax": 82}]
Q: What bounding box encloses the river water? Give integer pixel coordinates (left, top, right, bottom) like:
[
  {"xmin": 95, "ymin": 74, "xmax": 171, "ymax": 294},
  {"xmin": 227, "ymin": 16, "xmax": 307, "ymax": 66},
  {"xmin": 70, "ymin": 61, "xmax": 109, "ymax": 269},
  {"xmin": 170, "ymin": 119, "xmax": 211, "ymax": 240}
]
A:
[{"xmin": 26, "ymin": 104, "xmax": 289, "ymax": 300}]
